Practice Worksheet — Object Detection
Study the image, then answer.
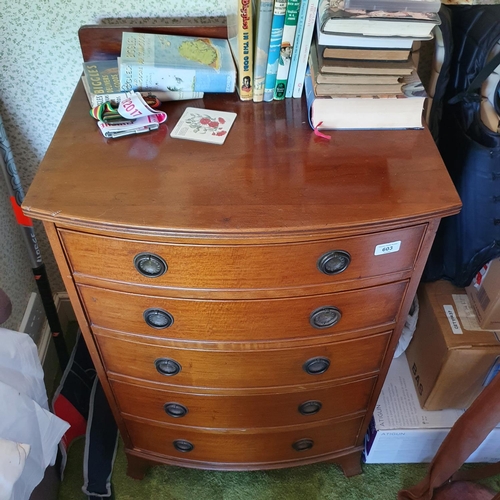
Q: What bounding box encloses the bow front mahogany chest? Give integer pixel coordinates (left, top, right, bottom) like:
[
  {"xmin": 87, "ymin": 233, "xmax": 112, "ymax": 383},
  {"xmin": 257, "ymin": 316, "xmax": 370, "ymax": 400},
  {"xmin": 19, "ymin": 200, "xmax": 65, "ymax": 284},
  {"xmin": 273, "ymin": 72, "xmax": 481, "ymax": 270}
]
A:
[{"xmin": 23, "ymin": 71, "xmax": 460, "ymax": 478}]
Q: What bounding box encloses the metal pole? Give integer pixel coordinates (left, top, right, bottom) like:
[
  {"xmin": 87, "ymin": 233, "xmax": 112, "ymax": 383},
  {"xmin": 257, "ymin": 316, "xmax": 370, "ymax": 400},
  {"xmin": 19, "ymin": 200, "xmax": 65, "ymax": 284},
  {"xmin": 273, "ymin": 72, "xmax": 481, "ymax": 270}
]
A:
[{"xmin": 0, "ymin": 118, "xmax": 69, "ymax": 370}]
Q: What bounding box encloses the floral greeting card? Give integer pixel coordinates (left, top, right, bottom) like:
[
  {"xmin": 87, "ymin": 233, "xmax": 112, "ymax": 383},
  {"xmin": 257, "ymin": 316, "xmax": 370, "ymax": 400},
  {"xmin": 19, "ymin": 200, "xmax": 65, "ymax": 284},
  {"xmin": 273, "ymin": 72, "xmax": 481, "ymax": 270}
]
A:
[{"xmin": 170, "ymin": 107, "xmax": 237, "ymax": 145}]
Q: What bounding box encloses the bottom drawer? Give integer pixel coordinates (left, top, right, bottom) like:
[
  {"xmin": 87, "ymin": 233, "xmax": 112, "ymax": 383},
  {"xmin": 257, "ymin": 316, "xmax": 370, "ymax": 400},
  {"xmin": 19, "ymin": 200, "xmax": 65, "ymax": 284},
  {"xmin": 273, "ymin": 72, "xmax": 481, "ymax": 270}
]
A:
[{"xmin": 125, "ymin": 415, "xmax": 364, "ymax": 465}]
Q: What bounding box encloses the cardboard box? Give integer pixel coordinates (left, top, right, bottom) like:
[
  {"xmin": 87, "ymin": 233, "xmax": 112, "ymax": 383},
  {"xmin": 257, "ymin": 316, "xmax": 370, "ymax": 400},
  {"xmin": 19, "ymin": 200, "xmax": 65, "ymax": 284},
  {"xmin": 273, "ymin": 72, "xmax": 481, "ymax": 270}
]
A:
[
  {"xmin": 405, "ymin": 280, "xmax": 500, "ymax": 410},
  {"xmin": 466, "ymin": 257, "xmax": 500, "ymax": 330},
  {"xmin": 363, "ymin": 354, "xmax": 500, "ymax": 464}
]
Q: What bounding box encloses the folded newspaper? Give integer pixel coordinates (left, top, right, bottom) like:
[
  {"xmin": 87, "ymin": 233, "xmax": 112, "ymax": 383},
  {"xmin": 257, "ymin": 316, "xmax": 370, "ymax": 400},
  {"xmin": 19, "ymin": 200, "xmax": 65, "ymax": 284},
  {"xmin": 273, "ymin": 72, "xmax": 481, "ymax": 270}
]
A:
[{"xmin": 93, "ymin": 92, "xmax": 167, "ymax": 139}]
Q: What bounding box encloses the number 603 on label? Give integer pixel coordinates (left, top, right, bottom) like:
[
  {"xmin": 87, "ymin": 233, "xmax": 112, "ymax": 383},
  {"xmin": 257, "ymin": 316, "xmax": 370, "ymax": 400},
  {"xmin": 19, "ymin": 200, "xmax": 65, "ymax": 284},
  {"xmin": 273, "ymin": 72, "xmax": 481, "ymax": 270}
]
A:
[{"xmin": 374, "ymin": 241, "xmax": 401, "ymax": 256}]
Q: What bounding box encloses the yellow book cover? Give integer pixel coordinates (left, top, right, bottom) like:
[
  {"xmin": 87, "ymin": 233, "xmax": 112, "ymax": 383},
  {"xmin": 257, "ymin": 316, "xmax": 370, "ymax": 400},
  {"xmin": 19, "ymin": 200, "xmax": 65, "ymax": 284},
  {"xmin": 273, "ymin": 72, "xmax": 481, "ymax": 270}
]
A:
[{"xmin": 227, "ymin": 0, "xmax": 254, "ymax": 100}]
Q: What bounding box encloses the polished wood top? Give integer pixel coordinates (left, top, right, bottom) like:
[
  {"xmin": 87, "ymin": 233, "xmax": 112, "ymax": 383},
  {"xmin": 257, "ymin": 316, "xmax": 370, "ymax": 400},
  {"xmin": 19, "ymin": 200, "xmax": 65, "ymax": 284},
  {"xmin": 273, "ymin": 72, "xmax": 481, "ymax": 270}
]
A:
[{"xmin": 23, "ymin": 83, "xmax": 461, "ymax": 240}]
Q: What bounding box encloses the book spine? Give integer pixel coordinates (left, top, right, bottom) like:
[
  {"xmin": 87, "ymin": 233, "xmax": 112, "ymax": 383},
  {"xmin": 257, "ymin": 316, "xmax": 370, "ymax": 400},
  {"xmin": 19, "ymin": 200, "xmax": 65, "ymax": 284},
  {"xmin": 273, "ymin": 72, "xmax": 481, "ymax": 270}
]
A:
[
  {"xmin": 83, "ymin": 64, "xmax": 120, "ymax": 94},
  {"xmin": 81, "ymin": 77, "xmax": 126, "ymax": 108},
  {"xmin": 285, "ymin": 0, "xmax": 309, "ymax": 98},
  {"xmin": 228, "ymin": 0, "xmax": 253, "ymax": 100},
  {"xmin": 291, "ymin": 0, "xmax": 320, "ymax": 98},
  {"xmin": 236, "ymin": 0, "xmax": 254, "ymax": 100},
  {"xmin": 263, "ymin": 0, "xmax": 287, "ymax": 102},
  {"xmin": 252, "ymin": 0, "xmax": 274, "ymax": 102},
  {"xmin": 307, "ymin": 40, "xmax": 320, "ymax": 92},
  {"xmin": 303, "ymin": 68, "xmax": 316, "ymax": 130},
  {"xmin": 273, "ymin": 0, "xmax": 301, "ymax": 100}
]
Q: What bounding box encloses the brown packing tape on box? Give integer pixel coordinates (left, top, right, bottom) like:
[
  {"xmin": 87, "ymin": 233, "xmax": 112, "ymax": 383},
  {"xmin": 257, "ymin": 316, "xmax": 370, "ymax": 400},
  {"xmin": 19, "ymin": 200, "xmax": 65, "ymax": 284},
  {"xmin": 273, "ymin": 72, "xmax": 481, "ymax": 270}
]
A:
[{"xmin": 406, "ymin": 280, "xmax": 500, "ymax": 410}]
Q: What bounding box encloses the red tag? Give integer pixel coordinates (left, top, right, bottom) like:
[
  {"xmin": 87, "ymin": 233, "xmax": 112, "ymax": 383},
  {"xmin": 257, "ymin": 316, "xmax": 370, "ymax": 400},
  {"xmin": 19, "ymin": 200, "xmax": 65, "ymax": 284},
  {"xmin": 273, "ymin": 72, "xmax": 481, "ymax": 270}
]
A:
[{"xmin": 9, "ymin": 196, "xmax": 33, "ymax": 226}]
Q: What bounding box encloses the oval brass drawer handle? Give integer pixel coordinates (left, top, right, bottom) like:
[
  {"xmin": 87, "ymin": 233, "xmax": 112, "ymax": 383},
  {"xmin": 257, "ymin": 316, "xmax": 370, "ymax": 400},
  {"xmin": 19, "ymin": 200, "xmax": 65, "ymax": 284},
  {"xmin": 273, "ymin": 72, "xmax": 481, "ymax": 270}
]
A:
[
  {"xmin": 309, "ymin": 306, "xmax": 341, "ymax": 329},
  {"xmin": 144, "ymin": 308, "xmax": 174, "ymax": 329},
  {"xmin": 303, "ymin": 357, "xmax": 330, "ymax": 375},
  {"xmin": 134, "ymin": 252, "xmax": 168, "ymax": 278},
  {"xmin": 164, "ymin": 402, "xmax": 189, "ymax": 418},
  {"xmin": 173, "ymin": 439, "xmax": 194, "ymax": 453},
  {"xmin": 292, "ymin": 438, "xmax": 314, "ymax": 452},
  {"xmin": 298, "ymin": 400, "xmax": 322, "ymax": 416},
  {"xmin": 317, "ymin": 250, "xmax": 351, "ymax": 275},
  {"xmin": 155, "ymin": 358, "xmax": 182, "ymax": 376}
]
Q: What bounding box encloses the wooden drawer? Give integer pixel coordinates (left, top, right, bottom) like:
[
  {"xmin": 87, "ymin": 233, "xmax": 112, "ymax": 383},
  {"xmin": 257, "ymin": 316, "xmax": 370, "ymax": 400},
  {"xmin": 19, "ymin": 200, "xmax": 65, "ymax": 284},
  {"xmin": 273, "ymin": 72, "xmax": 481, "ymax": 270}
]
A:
[
  {"xmin": 60, "ymin": 225, "xmax": 425, "ymax": 291},
  {"xmin": 110, "ymin": 375, "xmax": 376, "ymax": 428},
  {"xmin": 124, "ymin": 415, "xmax": 364, "ymax": 465},
  {"xmin": 79, "ymin": 281, "xmax": 406, "ymax": 342},
  {"xmin": 95, "ymin": 330, "xmax": 391, "ymax": 388}
]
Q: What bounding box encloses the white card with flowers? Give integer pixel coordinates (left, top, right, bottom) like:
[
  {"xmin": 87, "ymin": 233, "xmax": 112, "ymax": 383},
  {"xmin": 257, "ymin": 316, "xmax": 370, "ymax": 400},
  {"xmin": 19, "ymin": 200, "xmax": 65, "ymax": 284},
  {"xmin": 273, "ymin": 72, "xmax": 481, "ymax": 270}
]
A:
[{"xmin": 170, "ymin": 107, "xmax": 237, "ymax": 145}]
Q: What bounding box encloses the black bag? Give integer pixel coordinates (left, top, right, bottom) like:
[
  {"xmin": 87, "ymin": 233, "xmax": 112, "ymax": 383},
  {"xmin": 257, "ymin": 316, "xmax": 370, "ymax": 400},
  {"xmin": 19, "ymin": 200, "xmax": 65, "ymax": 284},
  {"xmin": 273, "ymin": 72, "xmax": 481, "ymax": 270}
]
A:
[{"xmin": 423, "ymin": 5, "xmax": 500, "ymax": 287}]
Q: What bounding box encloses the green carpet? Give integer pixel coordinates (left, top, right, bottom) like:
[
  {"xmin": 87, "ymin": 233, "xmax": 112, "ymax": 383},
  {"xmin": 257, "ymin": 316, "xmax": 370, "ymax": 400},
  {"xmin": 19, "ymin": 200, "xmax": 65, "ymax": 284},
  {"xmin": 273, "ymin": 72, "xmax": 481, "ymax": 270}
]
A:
[{"xmin": 57, "ymin": 438, "xmax": 500, "ymax": 500}]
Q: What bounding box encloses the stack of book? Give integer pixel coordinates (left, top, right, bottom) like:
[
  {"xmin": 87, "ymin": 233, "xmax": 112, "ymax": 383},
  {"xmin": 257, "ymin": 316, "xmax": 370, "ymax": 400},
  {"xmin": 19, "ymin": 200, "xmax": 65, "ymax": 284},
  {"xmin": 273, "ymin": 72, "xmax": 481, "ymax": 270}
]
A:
[
  {"xmin": 81, "ymin": 32, "xmax": 239, "ymax": 109},
  {"xmin": 306, "ymin": 0, "xmax": 441, "ymax": 129}
]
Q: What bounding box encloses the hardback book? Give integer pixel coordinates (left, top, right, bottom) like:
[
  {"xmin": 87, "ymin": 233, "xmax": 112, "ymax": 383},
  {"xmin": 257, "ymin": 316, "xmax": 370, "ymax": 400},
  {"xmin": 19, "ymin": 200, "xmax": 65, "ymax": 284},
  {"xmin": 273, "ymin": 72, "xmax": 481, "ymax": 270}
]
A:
[
  {"xmin": 315, "ymin": 12, "xmax": 416, "ymax": 48},
  {"xmin": 317, "ymin": 0, "xmax": 440, "ymax": 39},
  {"xmin": 320, "ymin": 45, "xmax": 411, "ymax": 61},
  {"xmin": 263, "ymin": 0, "xmax": 288, "ymax": 102},
  {"xmin": 285, "ymin": 0, "xmax": 310, "ymax": 97},
  {"xmin": 318, "ymin": 48, "xmax": 414, "ymax": 75},
  {"xmin": 345, "ymin": 0, "xmax": 441, "ymax": 13},
  {"xmin": 309, "ymin": 47, "xmax": 401, "ymax": 85},
  {"xmin": 119, "ymin": 33, "xmax": 236, "ymax": 94},
  {"xmin": 305, "ymin": 68, "xmax": 426, "ymax": 130},
  {"xmin": 291, "ymin": 0, "xmax": 321, "ymax": 98},
  {"xmin": 273, "ymin": 0, "xmax": 302, "ymax": 100},
  {"xmin": 252, "ymin": 0, "xmax": 274, "ymax": 102},
  {"xmin": 227, "ymin": 0, "xmax": 254, "ymax": 100},
  {"xmin": 314, "ymin": 73, "xmax": 401, "ymax": 84},
  {"xmin": 313, "ymin": 80, "xmax": 403, "ymax": 95},
  {"xmin": 82, "ymin": 60, "xmax": 204, "ymax": 107}
]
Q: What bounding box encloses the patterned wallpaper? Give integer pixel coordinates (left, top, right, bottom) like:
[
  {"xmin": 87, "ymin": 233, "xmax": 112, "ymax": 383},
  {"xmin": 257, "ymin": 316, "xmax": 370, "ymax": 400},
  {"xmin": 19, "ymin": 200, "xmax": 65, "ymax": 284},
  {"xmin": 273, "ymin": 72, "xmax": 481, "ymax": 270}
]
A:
[{"xmin": 0, "ymin": 0, "xmax": 225, "ymax": 329}]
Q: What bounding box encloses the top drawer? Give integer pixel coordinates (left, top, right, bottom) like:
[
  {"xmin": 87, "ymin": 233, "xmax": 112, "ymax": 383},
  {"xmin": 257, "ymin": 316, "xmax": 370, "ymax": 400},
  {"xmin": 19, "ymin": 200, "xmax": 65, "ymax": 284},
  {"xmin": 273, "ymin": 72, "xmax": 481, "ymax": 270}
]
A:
[{"xmin": 59, "ymin": 225, "xmax": 425, "ymax": 291}]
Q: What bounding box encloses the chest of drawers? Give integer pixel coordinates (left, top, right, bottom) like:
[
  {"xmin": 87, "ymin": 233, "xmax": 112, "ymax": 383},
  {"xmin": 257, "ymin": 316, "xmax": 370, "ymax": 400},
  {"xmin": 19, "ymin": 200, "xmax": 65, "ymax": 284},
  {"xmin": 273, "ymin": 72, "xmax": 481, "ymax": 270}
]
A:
[{"xmin": 23, "ymin": 78, "xmax": 460, "ymax": 478}]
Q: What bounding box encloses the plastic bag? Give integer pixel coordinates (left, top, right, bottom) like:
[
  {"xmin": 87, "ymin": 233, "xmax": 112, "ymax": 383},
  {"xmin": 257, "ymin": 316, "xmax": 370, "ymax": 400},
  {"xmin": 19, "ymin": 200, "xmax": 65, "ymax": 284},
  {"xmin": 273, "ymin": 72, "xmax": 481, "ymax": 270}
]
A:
[{"xmin": 0, "ymin": 328, "xmax": 69, "ymax": 500}]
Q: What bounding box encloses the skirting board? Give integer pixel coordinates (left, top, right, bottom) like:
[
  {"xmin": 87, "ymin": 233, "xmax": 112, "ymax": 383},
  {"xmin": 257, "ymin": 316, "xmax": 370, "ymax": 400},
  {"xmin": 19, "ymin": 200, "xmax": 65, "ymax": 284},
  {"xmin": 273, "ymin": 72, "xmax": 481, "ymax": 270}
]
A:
[
  {"xmin": 40, "ymin": 293, "xmax": 76, "ymax": 397},
  {"xmin": 38, "ymin": 292, "xmax": 75, "ymax": 364}
]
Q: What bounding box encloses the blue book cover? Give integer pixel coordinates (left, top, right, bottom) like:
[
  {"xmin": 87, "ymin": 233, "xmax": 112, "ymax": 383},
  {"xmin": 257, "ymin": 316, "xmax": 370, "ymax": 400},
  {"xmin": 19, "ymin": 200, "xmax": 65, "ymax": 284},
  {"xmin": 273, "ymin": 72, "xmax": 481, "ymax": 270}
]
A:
[
  {"xmin": 252, "ymin": 0, "xmax": 274, "ymax": 102},
  {"xmin": 273, "ymin": 0, "xmax": 301, "ymax": 100},
  {"xmin": 263, "ymin": 0, "xmax": 287, "ymax": 102},
  {"xmin": 285, "ymin": 0, "xmax": 309, "ymax": 98},
  {"xmin": 292, "ymin": 0, "xmax": 320, "ymax": 98},
  {"xmin": 120, "ymin": 33, "xmax": 236, "ymax": 93}
]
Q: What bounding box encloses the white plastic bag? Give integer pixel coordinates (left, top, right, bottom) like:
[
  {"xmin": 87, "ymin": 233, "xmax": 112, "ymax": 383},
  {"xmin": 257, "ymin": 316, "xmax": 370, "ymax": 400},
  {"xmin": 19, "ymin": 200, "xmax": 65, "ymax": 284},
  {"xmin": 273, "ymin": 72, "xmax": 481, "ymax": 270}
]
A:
[
  {"xmin": 0, "ymin": 328, "xmax": 69, "ymax": 500},
  {"xmin": 0, "ymin": 329, "xmax": 48, "ymax": 409},
  {"xmin": 0, "ymin": 438, "xmax": 29, "ymax": 500},
  {"xmin": 394, "ymin": 295, "xmax": 420, "ymax": 358}
]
